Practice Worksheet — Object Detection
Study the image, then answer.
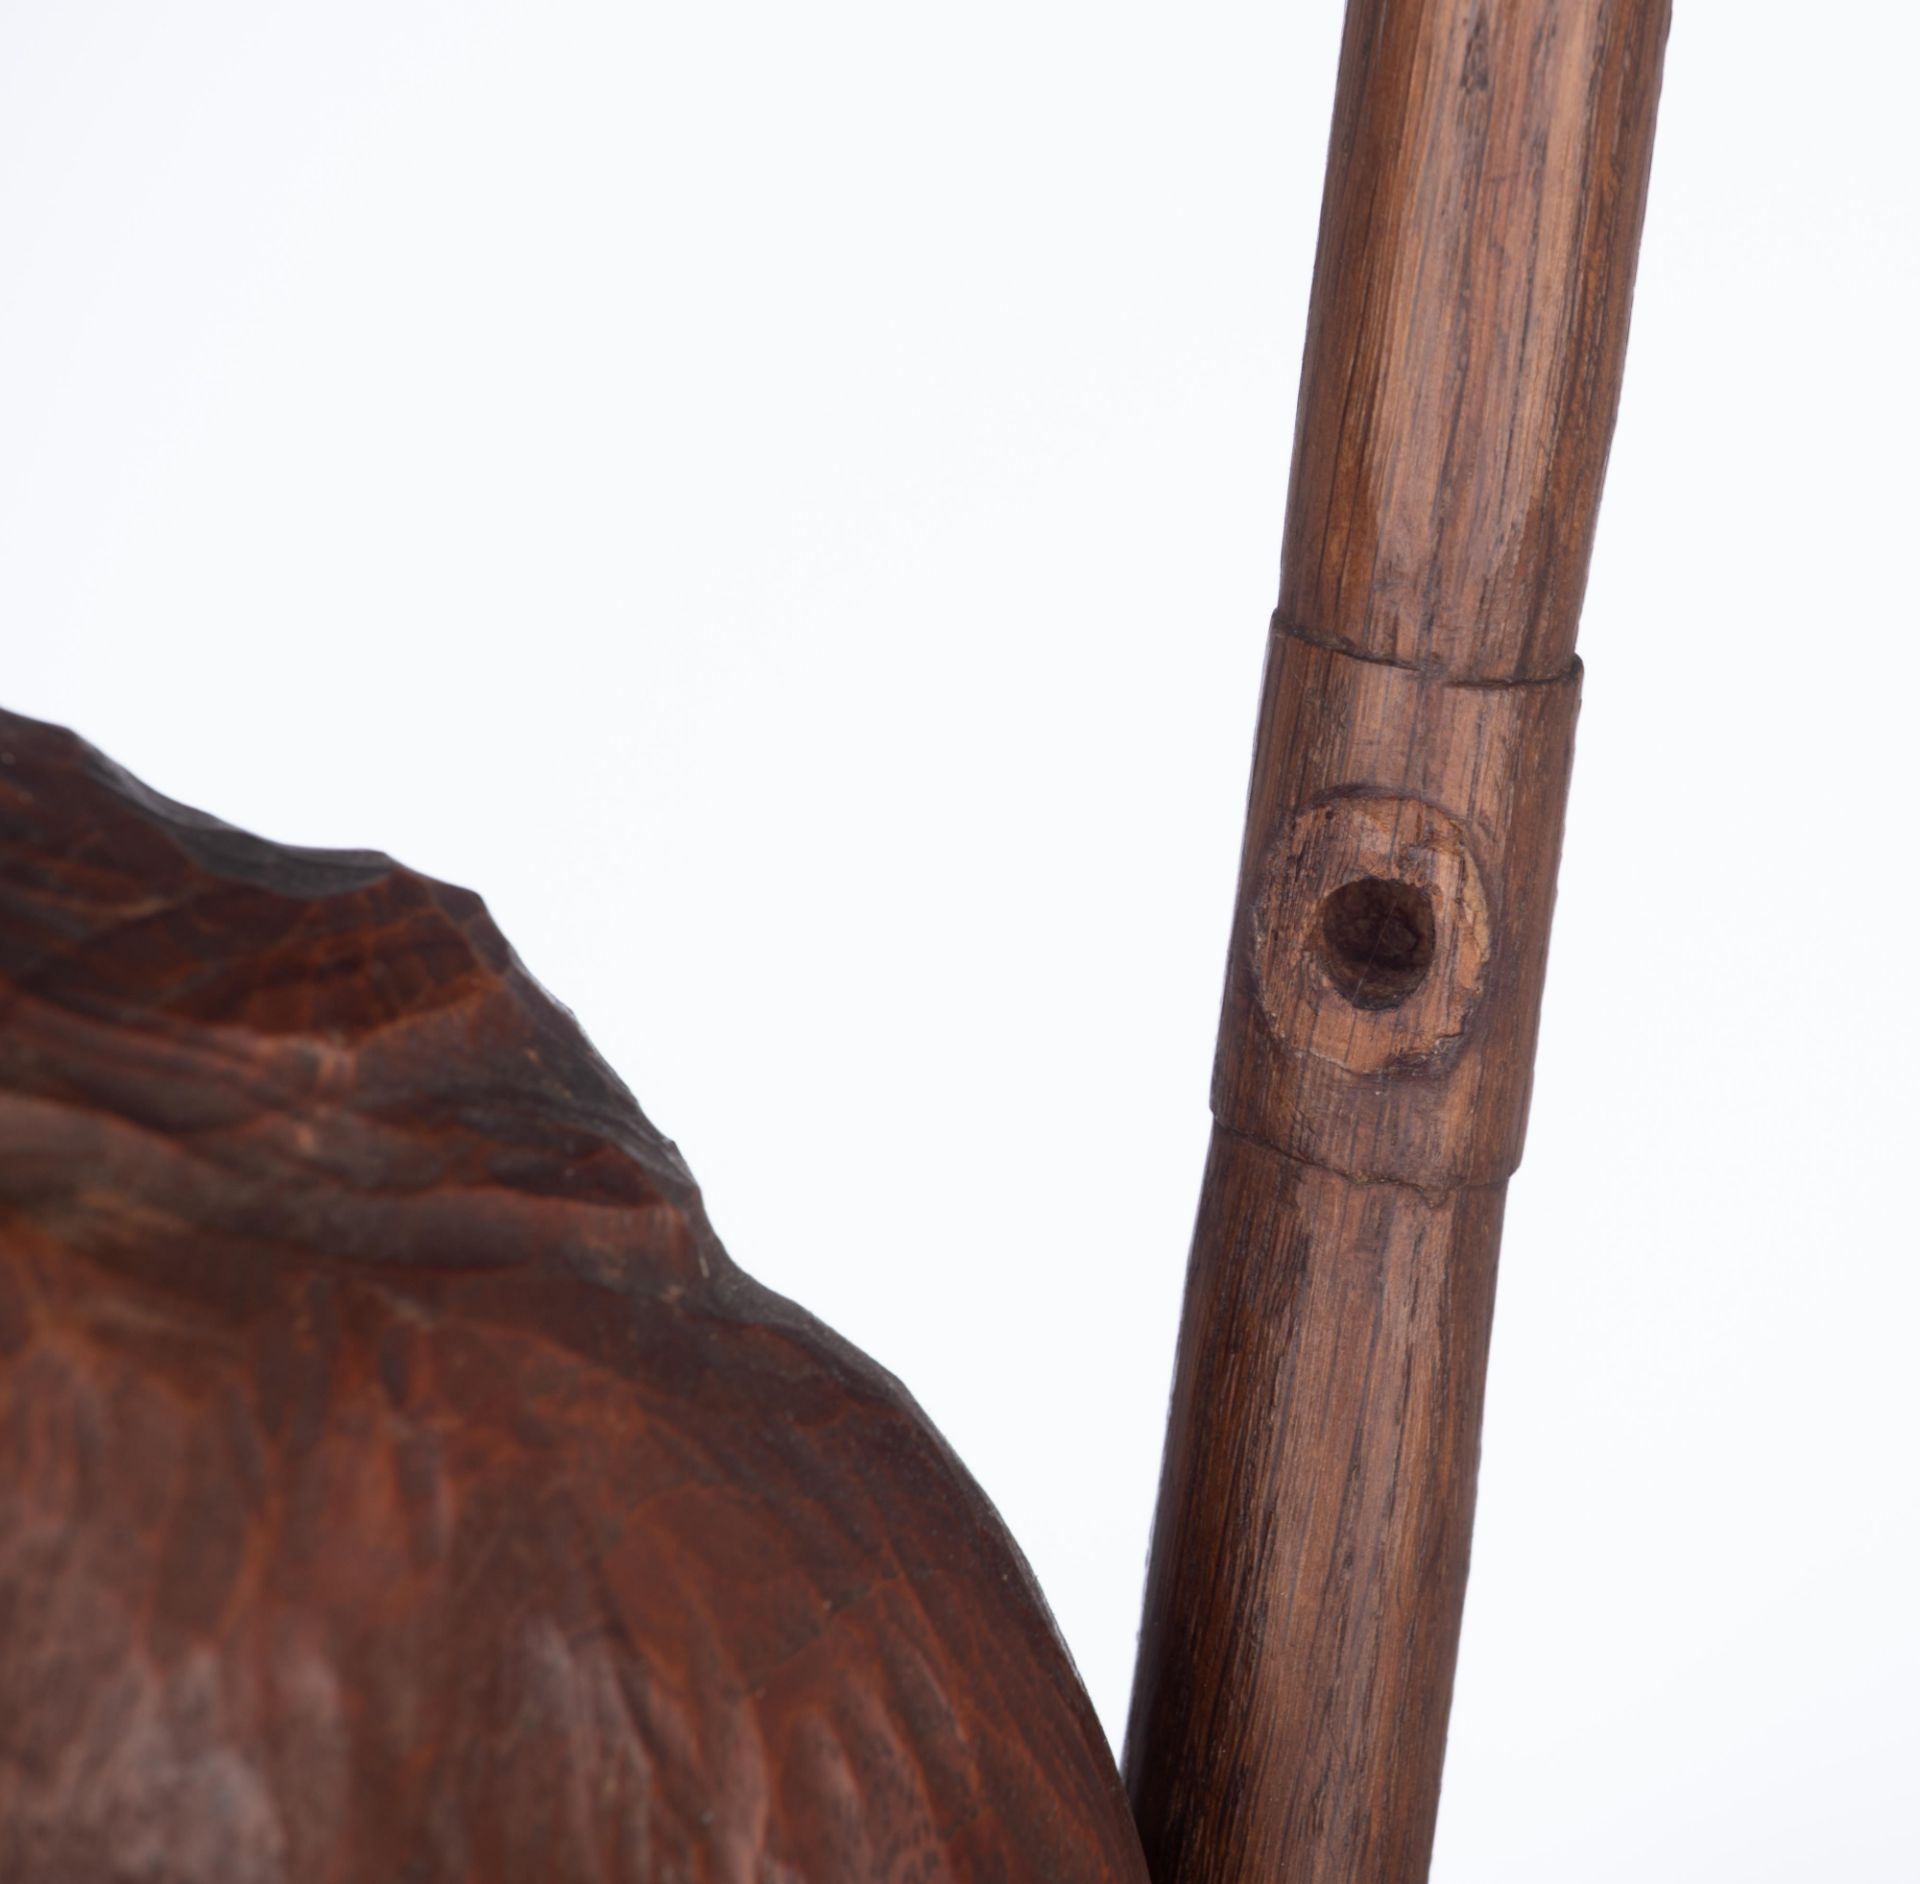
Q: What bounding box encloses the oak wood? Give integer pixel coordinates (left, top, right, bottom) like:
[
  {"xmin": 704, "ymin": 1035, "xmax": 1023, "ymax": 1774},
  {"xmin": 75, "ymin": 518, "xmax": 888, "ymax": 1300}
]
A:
[
  {"xmin": 0, "ymin": 709, "xmax": 1149, "ymax": 1883},
  {"xmin": 1125, "ymin": 1, "xmax": 1669, "ymax": 1878}
]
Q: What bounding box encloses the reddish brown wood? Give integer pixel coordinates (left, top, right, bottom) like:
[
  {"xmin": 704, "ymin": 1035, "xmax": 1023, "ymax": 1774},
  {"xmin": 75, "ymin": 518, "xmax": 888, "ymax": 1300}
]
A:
[
  {"xmin": 0, "ymin": 709, "xmax": 1148, "ymax": 1882},
  {"xmin": 1125, "ymin": 2, "xmax": 1669, "ymax": 1879}
]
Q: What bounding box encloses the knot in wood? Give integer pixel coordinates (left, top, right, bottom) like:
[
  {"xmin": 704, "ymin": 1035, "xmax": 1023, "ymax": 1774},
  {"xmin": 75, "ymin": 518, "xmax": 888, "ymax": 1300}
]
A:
[
  {"xmin": 1211, "ymin": 629, "xmax": 1582, "ymax": 1188},
  {"xmin": 1251, "ymin": 794, "xmax": 1491, "ymax": 1075}
]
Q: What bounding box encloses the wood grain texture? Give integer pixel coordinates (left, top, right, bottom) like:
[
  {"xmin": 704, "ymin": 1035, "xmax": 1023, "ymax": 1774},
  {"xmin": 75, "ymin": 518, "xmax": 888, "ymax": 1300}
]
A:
[
  {"xmin": 1126, "ymin": 1, "xmax": 1669, "ymax": 1878},
  {"xmin": 1280, "ymin": 0, "xmax": 1670, "ymax": 683},
  {"xmin": 0, "ymin": 708, "xmax": 1149, "ymax": 1884},
  {"xmin": 1129, "ymin": 1131, "xmax": 1503, "ymax": 1879}
]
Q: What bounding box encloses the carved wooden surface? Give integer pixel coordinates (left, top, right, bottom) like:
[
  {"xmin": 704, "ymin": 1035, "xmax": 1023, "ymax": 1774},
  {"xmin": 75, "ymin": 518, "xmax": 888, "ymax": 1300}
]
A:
[
  {"xmin": 1125, "ymin": 1, "xmax": 1670, "ymax": 1879},
  {"xmin": 0, "ymin": 707, "xmax": 1148, "ymax": 1883}
]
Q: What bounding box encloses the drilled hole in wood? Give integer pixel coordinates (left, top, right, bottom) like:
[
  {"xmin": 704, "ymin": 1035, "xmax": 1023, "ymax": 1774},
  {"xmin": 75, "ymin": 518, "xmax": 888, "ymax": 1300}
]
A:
[{"xmin": 1317, "ymin": 876, "xmax": 1435, "ymax": 1010}]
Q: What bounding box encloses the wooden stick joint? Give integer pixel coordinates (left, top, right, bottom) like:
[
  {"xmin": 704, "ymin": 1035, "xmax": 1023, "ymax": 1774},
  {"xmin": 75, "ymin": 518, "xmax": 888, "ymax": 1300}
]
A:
[{"xmin": 1215, "ymin": 620, "xmax": 1581, "ymax": 1191}]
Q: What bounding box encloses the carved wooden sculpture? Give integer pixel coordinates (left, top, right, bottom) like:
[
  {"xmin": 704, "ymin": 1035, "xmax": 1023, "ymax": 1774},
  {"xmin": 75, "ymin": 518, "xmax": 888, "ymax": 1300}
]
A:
[
  {"xmin": 0, "ymin": 714, "xmax": 1148, "ymax": 1878},
  {"xmin": 0, "ymin": 0, "xmax": 1665, "ymax": 1878}
]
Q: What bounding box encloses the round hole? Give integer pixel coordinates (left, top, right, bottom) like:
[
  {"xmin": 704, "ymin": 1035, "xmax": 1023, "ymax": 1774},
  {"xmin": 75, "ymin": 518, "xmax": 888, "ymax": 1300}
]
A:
[{"xmin": 1316, "ymin": 875, "xmax": 1435, "ymax": 1010}]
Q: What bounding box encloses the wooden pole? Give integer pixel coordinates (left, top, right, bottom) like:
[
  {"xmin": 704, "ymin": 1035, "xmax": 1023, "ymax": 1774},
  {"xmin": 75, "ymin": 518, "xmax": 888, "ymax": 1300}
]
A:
[{"xmin": 1124, "ymin": 3, "xmax": 1670, "ymax": 1879}]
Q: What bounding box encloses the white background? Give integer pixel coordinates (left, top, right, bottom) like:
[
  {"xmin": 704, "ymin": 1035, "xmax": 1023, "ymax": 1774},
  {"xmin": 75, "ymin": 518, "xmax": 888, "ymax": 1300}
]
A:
[{"xmin": 3, "ymin": 3, "xmax": 1915, "ymax": 1877}]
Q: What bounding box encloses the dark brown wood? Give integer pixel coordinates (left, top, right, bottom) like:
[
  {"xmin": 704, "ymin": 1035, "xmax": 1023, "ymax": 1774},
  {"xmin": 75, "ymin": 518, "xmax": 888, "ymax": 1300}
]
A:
[
  {"xmin": 0, "ymin": 709, "xmax": 1149, "ymax": 1882},
  {"xmin": 1125, "ymin": 2, "xmax": 1669, "ymax": 1879}
]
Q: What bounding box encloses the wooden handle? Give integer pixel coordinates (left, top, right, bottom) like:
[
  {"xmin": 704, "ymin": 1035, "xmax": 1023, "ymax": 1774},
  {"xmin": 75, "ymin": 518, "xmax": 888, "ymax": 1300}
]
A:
[{"xmin": 1124, "ymin": 3, "xmax": 1669, "ymax": 1879}]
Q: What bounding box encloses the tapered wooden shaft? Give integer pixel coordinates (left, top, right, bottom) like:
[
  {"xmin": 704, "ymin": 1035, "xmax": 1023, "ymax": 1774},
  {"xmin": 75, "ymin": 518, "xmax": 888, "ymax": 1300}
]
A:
[{"xmin": 1125, "ymin": 3, "xmax": 1668, "ymax": 1880}]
